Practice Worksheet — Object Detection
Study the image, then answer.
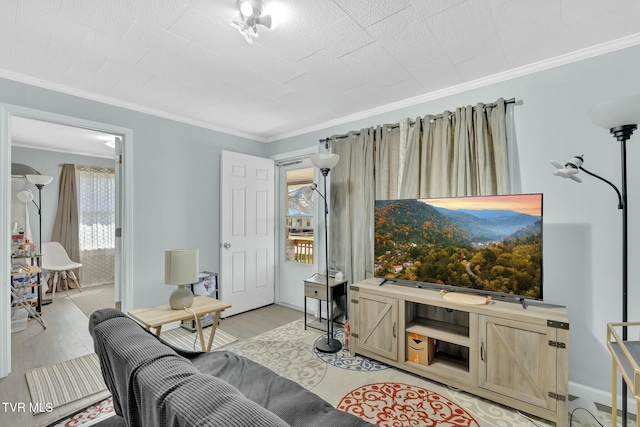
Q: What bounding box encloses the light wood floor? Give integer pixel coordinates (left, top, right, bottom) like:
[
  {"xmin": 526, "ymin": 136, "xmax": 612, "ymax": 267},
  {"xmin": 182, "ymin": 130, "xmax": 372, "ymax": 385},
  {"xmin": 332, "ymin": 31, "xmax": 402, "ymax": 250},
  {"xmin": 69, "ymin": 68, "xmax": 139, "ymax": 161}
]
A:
[{"xmin": 1, "ymin": 294, "xmax": 302, "ymax": 427}]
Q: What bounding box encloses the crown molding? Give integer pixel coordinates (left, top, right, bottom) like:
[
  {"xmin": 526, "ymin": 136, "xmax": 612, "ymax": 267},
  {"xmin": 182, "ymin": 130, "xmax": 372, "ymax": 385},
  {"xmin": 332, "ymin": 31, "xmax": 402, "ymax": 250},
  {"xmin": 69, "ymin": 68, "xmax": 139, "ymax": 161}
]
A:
[
  {"xmin": 2, "ymin": 32, "xmax": 640, "ymax": 145},
  {"xmin": 0, "ymin": 69, "xmax": 267, "ymax": 143},
  {"xmin": 266, "ymin": 33, "xmax": 640, "ymax": 142}
]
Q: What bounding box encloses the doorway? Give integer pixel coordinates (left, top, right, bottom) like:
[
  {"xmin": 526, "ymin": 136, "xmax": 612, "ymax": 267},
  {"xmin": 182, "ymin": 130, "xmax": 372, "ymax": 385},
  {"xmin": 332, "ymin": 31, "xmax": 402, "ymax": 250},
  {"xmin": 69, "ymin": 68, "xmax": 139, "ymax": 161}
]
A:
[
  {"xmin": 270, "ymin": 145, "xmax": 324, "ymax": 314},
  {"xmin": 1, "ymin": 104, "xmax": 134, "ymax": 378},
  {"xmin": 277, "ymin": 160, "xmax": 316, "ymax": 309}
]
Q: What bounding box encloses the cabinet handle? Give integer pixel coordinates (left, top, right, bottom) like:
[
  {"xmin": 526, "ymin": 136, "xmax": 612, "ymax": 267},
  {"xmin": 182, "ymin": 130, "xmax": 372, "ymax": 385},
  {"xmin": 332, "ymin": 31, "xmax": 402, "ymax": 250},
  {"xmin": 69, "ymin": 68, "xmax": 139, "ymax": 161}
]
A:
[
  {"xmin": 480, "ymin": 342, "xmax": 485, "ymax": 361},
  {"xmin": 393, "ymin": 322, "xmax": 396, "ymax": 338}
]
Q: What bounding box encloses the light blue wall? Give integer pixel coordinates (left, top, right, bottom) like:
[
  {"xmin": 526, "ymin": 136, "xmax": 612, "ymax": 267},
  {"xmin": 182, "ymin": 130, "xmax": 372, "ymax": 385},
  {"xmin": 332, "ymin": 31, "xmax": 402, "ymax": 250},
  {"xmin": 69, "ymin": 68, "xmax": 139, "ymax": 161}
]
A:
[
  {"xmin": 1, "ymin": 77, "xmax": 267, "ymax": 310},
  {"xmin": 267, "ymin": 44, "xmax": 640, "ymax": 403}
]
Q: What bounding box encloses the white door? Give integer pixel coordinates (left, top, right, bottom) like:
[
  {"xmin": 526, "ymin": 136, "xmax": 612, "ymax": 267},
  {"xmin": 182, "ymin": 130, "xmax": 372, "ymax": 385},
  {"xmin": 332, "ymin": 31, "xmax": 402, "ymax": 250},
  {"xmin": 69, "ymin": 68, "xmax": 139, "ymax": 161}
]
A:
[{"xmin": 220, "ymin": 150, "xmax": 275, "ymax": 317}]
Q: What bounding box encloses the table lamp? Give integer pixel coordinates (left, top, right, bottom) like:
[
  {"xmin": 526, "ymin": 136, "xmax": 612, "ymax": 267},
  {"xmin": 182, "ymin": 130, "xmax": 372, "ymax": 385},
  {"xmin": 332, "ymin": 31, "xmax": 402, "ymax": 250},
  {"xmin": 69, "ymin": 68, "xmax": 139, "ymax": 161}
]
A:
[{"xmin": 165, "ymin": 248, "xmax": 199, "ymax": 309}]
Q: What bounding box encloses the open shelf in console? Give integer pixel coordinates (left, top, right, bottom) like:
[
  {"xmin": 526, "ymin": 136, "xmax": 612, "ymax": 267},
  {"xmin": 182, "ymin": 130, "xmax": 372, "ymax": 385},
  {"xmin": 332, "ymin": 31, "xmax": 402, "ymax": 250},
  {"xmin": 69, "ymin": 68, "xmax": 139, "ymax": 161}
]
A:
[
  {"xmin": 406, "ymin": 318, "xmax": 469, "ymax": 346},
  {"xmin": 406, "ymin": 303, "xmax": 469, "ymax": 341},
  {"xmin": 405, "ymin": 302, "xmax": 471, "ymax": 373}
]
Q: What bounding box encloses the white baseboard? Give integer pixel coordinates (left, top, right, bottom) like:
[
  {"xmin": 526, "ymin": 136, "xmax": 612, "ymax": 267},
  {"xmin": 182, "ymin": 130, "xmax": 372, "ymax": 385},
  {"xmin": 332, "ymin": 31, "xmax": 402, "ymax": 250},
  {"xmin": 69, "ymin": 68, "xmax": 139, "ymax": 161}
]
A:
[
  {"xmin": 570, "ymin": 381, "xmax": 636, "ymax": 415},
  {"xmin": 274, "ymin": 301, "xmax": 304, "ymax": 313}
]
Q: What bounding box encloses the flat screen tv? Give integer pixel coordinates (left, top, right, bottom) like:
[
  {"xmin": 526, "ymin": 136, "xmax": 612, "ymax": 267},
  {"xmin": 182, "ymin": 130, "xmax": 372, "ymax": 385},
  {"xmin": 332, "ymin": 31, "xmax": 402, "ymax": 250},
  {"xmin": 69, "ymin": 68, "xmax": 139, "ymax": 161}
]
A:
[{"xmin": 374, "ymin": 194, "xmax": 543, "ymax": 301}]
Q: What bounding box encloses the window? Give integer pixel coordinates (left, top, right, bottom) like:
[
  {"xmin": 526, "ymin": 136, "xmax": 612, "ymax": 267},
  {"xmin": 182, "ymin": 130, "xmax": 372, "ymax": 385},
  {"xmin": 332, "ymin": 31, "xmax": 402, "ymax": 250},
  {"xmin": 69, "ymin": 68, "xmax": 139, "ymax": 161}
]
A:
[
  {"xmin": 76, "ymin": 165, "xmax": 115, "ymax": 286},
  {"xmin": 285, "ymin": 168, "xmax": 314, "ymax": 264}
]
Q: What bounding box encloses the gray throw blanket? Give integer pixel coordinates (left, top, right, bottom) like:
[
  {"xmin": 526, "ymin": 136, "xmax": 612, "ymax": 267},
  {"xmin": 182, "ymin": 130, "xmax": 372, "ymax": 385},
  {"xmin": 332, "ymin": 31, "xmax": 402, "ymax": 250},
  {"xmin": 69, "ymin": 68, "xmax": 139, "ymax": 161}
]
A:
[
  {"xmin": 90, "ymin": 309, "xmax": 288, "ymax": 426},
  {"xmin": 89, "ymin": 309, "xmax": 373, "ymax": 427}
]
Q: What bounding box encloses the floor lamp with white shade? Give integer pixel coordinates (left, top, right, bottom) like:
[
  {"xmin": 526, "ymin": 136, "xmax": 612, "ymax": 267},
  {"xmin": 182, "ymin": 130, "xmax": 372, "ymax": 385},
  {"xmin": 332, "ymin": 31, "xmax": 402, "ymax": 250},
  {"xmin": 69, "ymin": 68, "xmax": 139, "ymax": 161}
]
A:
[
  {"xmin": 305, "ymin": 145, "xmax": 342, "ymax": 353},
  {"xmin": 23, "ymin": 174, "xmax": 54, "ymax": 255},
  {"xmin": 551, "ymin": 94, "xmax": 640, "ymax": 427},
  {"xmin": 17, "ymin": 173, "xmax": 54, "ymax": 310}
]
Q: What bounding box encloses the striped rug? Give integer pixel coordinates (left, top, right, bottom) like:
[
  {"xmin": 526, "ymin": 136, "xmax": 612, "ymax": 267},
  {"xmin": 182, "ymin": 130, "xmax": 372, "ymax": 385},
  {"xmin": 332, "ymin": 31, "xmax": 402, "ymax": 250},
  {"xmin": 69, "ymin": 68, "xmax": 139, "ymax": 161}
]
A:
[
  {"xmin": 26, "ymin": 353, "xmax": 106, "ymax": 412},
  {"xmin": 161, "ymin": 326, "xmax": 238, "ymax": 351},
  {"xmin": 27, "ymin": 328, "xmax": 237, "ymax": 414}
]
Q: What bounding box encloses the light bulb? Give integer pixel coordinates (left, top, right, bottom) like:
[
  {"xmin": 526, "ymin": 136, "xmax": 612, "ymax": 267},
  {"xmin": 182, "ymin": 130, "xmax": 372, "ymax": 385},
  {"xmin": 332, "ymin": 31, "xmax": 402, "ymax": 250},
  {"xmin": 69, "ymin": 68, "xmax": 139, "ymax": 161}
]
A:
[
  {"xmin": 239, "ymin": 1, "xmax": 253, "ymax": 17},
  {"xmin": 263, "ymin": 3, "xmax": 286, "ymax": 29}
]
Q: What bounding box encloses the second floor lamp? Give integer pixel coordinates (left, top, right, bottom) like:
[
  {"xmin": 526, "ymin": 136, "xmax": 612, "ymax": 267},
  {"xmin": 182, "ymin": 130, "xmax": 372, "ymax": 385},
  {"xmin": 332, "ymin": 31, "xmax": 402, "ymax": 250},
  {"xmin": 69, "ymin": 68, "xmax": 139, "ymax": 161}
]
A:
[
  {"xmin": 551, "ymin": 94, "xmax": 640, "ymax": 427},
  {"xmin": 308, "ymin": 144, "xmax": 341, "ymax": 354}
]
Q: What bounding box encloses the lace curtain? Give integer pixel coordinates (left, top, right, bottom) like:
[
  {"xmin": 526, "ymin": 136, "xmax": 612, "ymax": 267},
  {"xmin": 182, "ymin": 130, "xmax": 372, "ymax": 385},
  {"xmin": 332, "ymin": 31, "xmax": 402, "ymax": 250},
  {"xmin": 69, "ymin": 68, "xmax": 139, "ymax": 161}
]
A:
[{"xmin": 76, "ymin": 165, "xmax": 115, "ymax": 287}]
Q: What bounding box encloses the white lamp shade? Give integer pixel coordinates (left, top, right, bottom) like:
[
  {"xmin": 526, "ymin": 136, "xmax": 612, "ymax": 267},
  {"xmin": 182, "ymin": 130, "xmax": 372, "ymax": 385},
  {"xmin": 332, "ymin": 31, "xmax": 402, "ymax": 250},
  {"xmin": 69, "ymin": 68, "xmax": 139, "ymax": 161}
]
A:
[
  {"xmin": 17, "ymin": 190, "xmax": 34, "ymax": 203},
  {"xmin": 310, "ymin": 153, "xmax": 340, "ymax": 169},
  {"xmin": 258, "ymin": 14, "xmax": 272, "ymax": 28},
  {"xmin": 588, "ymin": 94, "xmax": 640, "ymax": 130},
  {"xmin": 25, "ymin": 174, "xmax": 54, "ymax": 186},
  {"xmin": 165, "ymin": 248, "xmax": 199, "ymax": 285},
  {"xmin": 300, "ymin": 185, "xmax": 315, "ymax": 200}
]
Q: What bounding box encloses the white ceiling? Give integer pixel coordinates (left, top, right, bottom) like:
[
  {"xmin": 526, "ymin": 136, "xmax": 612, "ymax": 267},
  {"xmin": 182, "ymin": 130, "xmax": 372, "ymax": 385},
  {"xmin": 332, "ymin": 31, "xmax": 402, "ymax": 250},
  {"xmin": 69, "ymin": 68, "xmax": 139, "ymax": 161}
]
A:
[{"xmin": 2, "ymin": 0, "xmax": 640, "ymax": 146}]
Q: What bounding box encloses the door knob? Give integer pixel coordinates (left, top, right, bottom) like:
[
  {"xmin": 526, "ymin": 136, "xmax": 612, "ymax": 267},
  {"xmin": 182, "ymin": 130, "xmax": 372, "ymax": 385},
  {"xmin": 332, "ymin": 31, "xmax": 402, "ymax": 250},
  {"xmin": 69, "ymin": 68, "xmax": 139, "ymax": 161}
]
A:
[{"xmin": 223, "ymin": 242, "xmax": 231, "ymax": 249}]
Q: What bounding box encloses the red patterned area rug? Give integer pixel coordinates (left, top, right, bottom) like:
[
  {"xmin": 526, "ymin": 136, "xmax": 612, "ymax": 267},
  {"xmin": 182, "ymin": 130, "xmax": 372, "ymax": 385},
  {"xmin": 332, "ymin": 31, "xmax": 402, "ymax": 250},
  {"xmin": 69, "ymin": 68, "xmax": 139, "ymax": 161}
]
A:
[
  {"xmin": 339, "ymin": 382, "xmax": 480, "ymax": 427},
  {"xmin": 48, "ymin": 397, "xmax": 115, "ymax": 427}
]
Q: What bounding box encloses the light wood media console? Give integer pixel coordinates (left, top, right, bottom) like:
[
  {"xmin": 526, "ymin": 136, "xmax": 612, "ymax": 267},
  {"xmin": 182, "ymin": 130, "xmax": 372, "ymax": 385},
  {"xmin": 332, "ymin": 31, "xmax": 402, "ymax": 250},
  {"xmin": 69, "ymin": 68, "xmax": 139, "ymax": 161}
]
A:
[{"xmin": 349, "ymin": 278, "xmax": 569, "ymax": 427}]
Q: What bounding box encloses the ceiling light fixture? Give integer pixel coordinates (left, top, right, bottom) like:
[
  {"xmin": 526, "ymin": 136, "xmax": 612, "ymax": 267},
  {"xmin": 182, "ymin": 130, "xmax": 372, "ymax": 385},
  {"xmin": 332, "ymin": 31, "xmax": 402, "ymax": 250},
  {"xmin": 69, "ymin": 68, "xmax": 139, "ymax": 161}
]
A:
[{"xmin": 229, "ymin": 0, "xmax": 273, "ymax": 44}]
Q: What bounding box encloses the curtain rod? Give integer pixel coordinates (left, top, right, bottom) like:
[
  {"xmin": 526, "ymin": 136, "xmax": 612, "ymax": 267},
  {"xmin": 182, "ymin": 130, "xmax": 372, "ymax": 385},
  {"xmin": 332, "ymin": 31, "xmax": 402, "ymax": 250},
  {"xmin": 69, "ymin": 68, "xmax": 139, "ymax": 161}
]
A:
[
  {"xmin": 64, "ymin": 164, "xmax": 115, "ymax": 173},
  {"xmin": 328, "ymin": 98, "xmax": 517, "ymax": 139}
]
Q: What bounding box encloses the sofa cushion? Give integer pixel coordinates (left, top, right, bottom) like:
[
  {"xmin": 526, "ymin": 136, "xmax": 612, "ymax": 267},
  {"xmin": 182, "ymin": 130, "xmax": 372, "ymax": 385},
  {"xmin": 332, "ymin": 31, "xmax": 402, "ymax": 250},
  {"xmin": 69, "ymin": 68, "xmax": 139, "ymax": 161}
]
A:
[
  {"xmin": 191, "ymin": 350, "xmax": 374, "ymax": 427},
  {"xmin": 132, "ymin": 354, "xmax": 288, "ymax": 426}
]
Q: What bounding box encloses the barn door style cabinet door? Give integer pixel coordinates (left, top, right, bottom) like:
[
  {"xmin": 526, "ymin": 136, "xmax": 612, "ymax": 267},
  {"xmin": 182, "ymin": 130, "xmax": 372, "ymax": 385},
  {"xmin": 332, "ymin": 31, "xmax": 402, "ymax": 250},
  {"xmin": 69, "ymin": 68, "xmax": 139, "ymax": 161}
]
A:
[
  {"xmin": 354, "ymin": 292, "xmax": 398, "ymax": 361},
  {"xmin": 478, "ymin": 316, "xmax": 567, "ymax": 413},
  {"xmin": 349, "ymin": 278, "xmax": 569, "ymax": 427}
]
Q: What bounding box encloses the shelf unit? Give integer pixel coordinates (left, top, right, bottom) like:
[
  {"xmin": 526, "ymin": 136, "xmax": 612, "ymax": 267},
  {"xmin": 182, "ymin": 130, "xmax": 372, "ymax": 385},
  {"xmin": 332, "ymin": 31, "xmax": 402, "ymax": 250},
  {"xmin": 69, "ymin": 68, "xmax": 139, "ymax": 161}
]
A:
[{"xmin": 350, "ymin": 278, "xmax": 569, "ymax": 427}]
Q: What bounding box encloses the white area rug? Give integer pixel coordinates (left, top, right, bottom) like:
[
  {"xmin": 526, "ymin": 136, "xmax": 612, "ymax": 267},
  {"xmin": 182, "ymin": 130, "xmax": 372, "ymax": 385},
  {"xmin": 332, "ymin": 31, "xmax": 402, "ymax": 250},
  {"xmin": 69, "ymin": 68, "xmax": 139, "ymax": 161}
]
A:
[{"xmin": 225, "ymin": 319, "xmax": 612, "ymax": 427}]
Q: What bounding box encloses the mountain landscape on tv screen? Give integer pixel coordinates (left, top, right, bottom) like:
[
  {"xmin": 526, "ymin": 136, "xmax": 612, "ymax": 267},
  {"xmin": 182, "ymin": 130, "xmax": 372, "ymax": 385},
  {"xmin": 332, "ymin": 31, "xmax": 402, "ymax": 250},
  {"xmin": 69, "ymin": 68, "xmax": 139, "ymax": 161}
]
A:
[{"xmin": 374, "ymin": 198, "xmax": 542, "ymax": 299}]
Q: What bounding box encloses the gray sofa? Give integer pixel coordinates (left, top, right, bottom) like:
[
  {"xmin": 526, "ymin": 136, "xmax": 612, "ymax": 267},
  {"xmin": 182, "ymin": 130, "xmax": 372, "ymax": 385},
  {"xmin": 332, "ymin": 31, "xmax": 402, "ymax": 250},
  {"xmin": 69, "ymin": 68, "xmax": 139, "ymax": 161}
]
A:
[{"xmin": 89, "ymin": 308, "xmax": 373, "ymax": 427}]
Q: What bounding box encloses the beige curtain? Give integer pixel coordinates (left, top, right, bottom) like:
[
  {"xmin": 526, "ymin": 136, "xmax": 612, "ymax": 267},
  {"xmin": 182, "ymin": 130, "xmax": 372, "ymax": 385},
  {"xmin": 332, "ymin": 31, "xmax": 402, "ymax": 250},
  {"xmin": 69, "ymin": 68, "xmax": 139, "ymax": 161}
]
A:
[
  {"xmin": 51, "ymin": 164, "xmax": 80, "ymax": 276},
  {"xmin": 422, "ymin": 113, "xmax": 453, "ymax": 197},
  {"xmin": 330, "ymin": 98, "xmax": 511, "ymax": 285},
  {"xmin": 398, "ymin": 118, "xmax": 422, "ymax": 199},
  {"xmin": 483, "ymin": 100, "xmax": 510, "ymax": 194},
  {"xmin": 374, "ymin": 124, "xmax": 401, "ymax": 199},
  {"xmin": 330, "ymin": 129, "xmax": 375, "ymax": 284},
  {"xmin": 396, "ymin": 101, "xmax": 511, "ymax": 199}
]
